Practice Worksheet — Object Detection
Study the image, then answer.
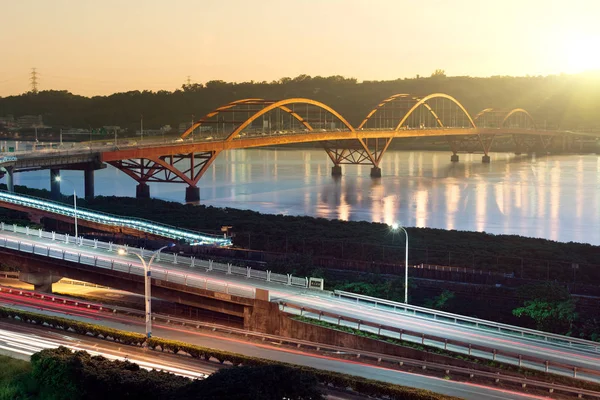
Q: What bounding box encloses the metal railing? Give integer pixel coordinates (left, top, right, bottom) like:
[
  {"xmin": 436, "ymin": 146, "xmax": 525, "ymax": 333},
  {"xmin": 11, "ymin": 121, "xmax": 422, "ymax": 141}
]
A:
[
  {"xmin": 0, "ymin": 226, "xmax": 253, "ymax": 299},
  {"xmin": 0, "ymin": 223, "xmax": 309, "ymax": 293},
  {"xmin": 281, "ymin": 302, "xmax": 600, "ymax": 383},
  {"xmin": 2, "ymin": 285, "xmax": 598, "ymax": 399},
  {"xmin": 333, "ymin": 290, "xmax": 600, "ymax": 353},
  {"xmin": 0, "ymin": 190, "xmax": 230, "ymax": 246}
]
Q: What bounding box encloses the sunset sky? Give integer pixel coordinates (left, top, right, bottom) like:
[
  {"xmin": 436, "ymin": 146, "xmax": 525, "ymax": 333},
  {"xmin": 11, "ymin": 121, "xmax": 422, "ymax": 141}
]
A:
[{"xmin": 1, "ymin": 0, "xmax": 599, "ymax": 96}]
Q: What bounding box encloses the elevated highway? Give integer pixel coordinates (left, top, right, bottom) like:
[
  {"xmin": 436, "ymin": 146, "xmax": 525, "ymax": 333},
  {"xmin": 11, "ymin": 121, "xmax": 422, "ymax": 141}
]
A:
[{"xmin": 0, "ymin": 191, "xmax": 231, "ymax": 246}]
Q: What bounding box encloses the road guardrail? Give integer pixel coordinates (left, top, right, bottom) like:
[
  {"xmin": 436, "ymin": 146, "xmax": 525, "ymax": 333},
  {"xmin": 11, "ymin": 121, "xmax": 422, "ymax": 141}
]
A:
[
  {"xmin": 0, "ymin": 224, "xmax": 310, "ymax": 295},
  {"xmin": 0, "ymin": 230, "xmax": 255, "ymax": 299},
  {"xmin": 280, "ymin": 302, "xmax": 600, "ymax": 383},
  {"xmin": 333, "ymin": 290, "xmax": 600, "ymax": 353}
]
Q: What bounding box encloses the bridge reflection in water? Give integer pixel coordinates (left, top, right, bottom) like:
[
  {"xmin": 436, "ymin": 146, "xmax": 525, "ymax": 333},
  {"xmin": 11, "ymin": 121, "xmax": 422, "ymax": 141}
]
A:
[{"xmin": 7, "ymin": 149, "xmax": 599, "ymax": 245}]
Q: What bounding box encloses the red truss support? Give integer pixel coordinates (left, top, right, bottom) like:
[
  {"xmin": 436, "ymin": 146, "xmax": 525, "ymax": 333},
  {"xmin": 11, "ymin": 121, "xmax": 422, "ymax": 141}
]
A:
[
  {"xmin": 323, "ymin": 138, "xmax": 392, "ymax": 167},
  {"xmin": 447, "ymin": 134, "xmax": 496, "ymax": 155},
  {"xmin": 512, "ymin": 134, "xmax": 554, "ymax": 153},
  {"xmin": 107, "ymin": 151, "xmax": 220, "ymax": 186}
]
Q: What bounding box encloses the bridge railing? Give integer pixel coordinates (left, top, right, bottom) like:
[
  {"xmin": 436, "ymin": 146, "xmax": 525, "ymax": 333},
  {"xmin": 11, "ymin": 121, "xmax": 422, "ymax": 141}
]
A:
[
  {"xmin": 280, "ymin": 302, "xmax": 600, "ymax": 382},
  {"xmin": 121, "ymin": 242, "xmax": 308, "ymax": 289},
  {"xmin": 0, "ymin": 223, "xmax": 310, "ymax": 291},
  {"xmin": 0, "ymin": 225, "xmax": 255, "ymax": 299},
  {"xmin": 333, "ymin": 290, "xmax": 600, "ymax": 353},
  {"xmin": 0, "ymin": 190, "xmax": 230, "ymax": 246}
]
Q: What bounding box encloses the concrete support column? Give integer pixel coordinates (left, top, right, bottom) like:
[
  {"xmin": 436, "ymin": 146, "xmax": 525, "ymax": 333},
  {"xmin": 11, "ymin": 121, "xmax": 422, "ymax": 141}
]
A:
[
  {"xmin": 482, "ymin": 155, "xmax": 491, "ymax": 163},
  {"xmin": 331, "ymin": 165, "xmax": 342, "ymax": 176},
  {"xmin": 84, "ymin": 169, "xmax": 95, "ymax": 200},
  {"xmin": 370, "ymin": 166, "xmax": 382, "ymax": 178},
  {"xmin": 50, "ymin": 169, "xmax": 61, "ymax": 200},
  {"xmin": 136, "ymin": 182, "xmax": 150, "ymax": 199},
  {"xmin": 185, "ymin": 185, "xmax": 200, "ymax": 203},
  {"xmin": 450, "ymin": 154, "xmax": 459, "ymax": 162},
  {"xmin": 5, "ymin": 167, "xmax": 14, "ymax": 192},
  {"xmin": 19, "ymin": 271, "xmax": 61, "ymax": 294}
]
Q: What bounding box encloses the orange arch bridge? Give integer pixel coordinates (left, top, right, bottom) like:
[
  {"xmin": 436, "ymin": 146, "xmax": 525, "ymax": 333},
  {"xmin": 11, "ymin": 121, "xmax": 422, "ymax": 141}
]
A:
[{"xmin": 99, "ymin": 94, "xmax": 585, "ymax": 202}]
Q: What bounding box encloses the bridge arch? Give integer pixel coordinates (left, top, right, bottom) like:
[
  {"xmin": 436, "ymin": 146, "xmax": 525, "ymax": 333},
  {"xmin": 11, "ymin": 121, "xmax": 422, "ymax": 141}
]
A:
[
  {"xmin": 473, "ymin": 108, "xmax": 495, "ymax": 126},
  {"xmin": 357, "ymin": 94, "xmax": 411, "ymax": 129},
  {"xmin": 394, "ymin": 93, "xmax": 476, "ymax": 131},
  {"xmin": 501, "ymin": 108, "xmax": 537, "ymax": 130},
  {"xmin": 181, "ymin": 98, "xmax": 354, "ymax": 141},
  {"xmin": 224, "ymin": 98, "xmax": 355, "ymax": 141},
  {"xmin": 181, "ymin": 98, "xmax": 267, "ymax": 139}
]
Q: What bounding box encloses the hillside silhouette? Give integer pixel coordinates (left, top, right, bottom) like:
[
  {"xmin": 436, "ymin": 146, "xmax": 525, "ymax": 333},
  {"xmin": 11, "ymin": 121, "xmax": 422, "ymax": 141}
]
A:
[{"xmin": 1, "ymin": 72, "xmax": 599, "ymax": 132}]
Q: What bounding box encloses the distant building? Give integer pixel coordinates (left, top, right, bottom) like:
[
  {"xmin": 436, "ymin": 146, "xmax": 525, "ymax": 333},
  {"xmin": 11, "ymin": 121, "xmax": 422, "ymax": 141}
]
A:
[
  {"xmin": 102, "ymin": 125, "xmax": 124, "ymax": 133},
  {"xmin": 178, "ymin": 122, "xmax": 212, "ymax": 134},
  {"xmin": 0, "ymin": 115, "xmax": 16, "ymax": 130},
  {"xmin": 0, "ymin": 115, "xmax": 14, "ymax": 124},
  {"xmin": 135, "ymin": 129, "xmax": 163, "ymax": 136},
  {"xmin": 16, "ymin": 115, "xmax": 43, "ymax": 128}
]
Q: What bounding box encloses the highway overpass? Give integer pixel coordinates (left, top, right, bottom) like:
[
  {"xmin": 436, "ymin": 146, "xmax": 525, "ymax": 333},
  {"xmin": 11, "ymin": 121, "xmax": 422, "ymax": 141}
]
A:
[{"xmin": 0, "ymin": 190, "xmax": 231, "ymax": 246}]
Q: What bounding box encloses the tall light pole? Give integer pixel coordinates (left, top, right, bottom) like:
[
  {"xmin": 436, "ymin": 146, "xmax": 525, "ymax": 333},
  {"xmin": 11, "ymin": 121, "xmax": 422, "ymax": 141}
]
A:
[
  {"xmin": 191, "ymin": 114, "xmax": 195, "ymax": 141},
  {"xmin": 391, "ymin": 223, "xmax": 409, "ymax": 304},
  {"xmin": 118, "ymin": 245, "xmax": 174, "ymax": 341},
  {"xmin": 55, "ymin": 176, "xmax": 78, "ymax": 241}
]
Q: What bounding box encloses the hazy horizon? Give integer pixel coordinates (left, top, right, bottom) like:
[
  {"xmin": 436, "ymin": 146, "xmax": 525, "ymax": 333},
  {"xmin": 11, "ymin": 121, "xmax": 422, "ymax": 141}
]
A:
[
  {"xmin": 1, "ymin": 0, "xmax": 599, "ymax": 97},
  {"xmin": 3, "ymin": 71, "xmax": 600, "ymax": 99}
]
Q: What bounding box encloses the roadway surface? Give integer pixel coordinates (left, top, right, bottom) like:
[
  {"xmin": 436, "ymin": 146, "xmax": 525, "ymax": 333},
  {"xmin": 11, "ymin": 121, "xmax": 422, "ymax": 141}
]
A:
[
  {"xmin": 1, "ymin": 229, "xmax": 599, "ymax": 381},
  {"xmin": 0, "ymin": 290, "xmax": 547, "ymax": 400},
  {"xmin": 0, "ymin": 321, "xmax": 369, "ymax": 400},
  {"xmin": 3, "ymin": 126, "xmax": 598, "ymax": 166}
]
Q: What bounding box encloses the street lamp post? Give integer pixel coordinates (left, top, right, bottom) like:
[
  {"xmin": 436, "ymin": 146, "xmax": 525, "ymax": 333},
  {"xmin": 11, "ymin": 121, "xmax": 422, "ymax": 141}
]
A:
[
  {"xmin": 391, "ymin": 223, "xmax": 409, "ymax": 304},
  {"xmin": 55, "ymin": 176, "xmax": 78, "ymax": 241},
  {"xmin": 118, "ymin": 245, "xmax": 174, "ymax": 341}
]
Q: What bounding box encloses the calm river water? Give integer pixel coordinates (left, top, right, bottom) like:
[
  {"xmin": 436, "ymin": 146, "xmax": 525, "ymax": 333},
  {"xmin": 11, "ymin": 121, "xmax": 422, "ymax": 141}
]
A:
[{"xmin": 3, "ymin": 144, "xmax": 600, "ymax": 245}]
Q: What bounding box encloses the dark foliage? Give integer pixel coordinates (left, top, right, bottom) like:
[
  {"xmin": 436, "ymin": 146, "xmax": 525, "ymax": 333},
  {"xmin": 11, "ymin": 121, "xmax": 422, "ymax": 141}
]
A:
[
  {"xmin": 176, "ymin": 365, "xmax": 323, "ymax": 400},
  {"xmin": 1, "ymin": 74, "xmax": 600, "ymax": 131},
  {"xmin": 30, "ymin": 347, "xmax": 189, "ymax": 400}
]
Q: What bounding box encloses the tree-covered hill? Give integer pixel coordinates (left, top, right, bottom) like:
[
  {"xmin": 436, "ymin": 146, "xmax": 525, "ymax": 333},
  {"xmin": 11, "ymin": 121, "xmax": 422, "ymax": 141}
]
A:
[{"xmin": 1, "ymin": 72, "xmax": 599, "ymax": 132}]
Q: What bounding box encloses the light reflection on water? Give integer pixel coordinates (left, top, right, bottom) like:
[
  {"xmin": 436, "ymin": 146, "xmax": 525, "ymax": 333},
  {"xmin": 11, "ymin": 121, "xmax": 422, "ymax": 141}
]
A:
[{"xmin": 2, "ymin": 144, "xmax": 599, "ymax": 245}]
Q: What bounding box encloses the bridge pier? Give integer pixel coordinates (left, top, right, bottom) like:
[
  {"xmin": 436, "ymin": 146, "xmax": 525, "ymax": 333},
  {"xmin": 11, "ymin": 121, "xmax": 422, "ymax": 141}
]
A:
[
  {"xmin": 5, "ymin": 166, "xmax": 14, "ymax": 192},
  {"xmin": 84, "ymin": 169, "xmax": 95, "ymax": 200},
  {"xmin": 185, "ymin": 186, "xmax": 200, "ymax": 203},
  {"xmin": 482, "ymin": 155, "xmax": 491, "ymax": 163},
  {"xmin": 450, "ymin": 154, "xmax": 459, "ymax": 162},
  {"xmin": 19, "ymin": 271, "xmax": 62, "ymax": 293},
  {"xmin": 50, "ymin": 169, "xmax": 61, "ymax": 200},
  {"xmin": 370, "ymin": 167, "xmax": 382, "ymax": 178},
  {"xmin": 331, "ymin": 165, "xmax": 342, "ymax": 176},
  {"xmin": 136, "ymin": 182, "xmax": 150, "ymax": 199}
]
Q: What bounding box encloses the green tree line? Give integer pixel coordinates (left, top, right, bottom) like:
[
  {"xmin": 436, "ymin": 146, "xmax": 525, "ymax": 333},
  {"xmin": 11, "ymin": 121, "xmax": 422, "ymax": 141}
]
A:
[{"xmin": 1, "ymin": 72, "xmax": 600, "ymax": 132}]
